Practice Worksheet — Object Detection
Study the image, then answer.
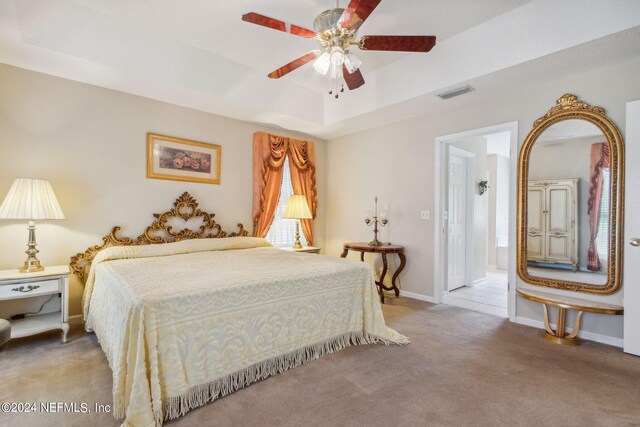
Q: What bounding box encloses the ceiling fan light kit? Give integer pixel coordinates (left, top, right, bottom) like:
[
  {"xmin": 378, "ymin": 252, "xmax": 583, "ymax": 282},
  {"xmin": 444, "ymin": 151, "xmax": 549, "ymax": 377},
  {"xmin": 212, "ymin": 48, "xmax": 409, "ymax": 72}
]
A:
[{"xmin": 242, "ymin": 0, "xmax": 436, "ymax": 99}]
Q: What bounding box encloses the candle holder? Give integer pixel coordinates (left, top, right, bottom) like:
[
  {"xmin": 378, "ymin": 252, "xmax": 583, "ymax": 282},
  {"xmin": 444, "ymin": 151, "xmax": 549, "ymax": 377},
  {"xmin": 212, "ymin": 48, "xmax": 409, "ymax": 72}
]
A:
[{"xmin": 364, "ymin": 196, "xmax": 388, "ymax": 246}]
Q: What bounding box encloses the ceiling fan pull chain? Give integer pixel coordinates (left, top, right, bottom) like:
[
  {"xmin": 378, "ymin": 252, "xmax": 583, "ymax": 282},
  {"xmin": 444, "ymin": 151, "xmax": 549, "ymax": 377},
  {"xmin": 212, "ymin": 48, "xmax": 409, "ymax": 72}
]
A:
[{"xmin": 329, "ymin": 77, "xmax": 340, "ymax": 99}]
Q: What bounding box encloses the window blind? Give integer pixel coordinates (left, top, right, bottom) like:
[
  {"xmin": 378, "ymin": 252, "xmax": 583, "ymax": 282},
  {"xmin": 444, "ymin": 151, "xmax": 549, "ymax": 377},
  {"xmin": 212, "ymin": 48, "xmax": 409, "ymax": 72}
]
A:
[
  {"xmin": 595, "ymin": 167, "xmax": 610, "ymax": 261},
  {"xmin": 265, "ymin": 157, "xmax": 308, "ymax": 247}
]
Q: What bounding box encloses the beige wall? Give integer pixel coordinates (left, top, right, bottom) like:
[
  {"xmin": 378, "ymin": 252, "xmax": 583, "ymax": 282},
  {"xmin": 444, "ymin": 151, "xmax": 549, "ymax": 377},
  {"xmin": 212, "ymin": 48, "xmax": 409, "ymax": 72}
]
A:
[
  {"xmin": 326, "ymin": 55, "xmax": 640, "ymax": 341},
  {"xmin": 3, "ymin": 53, "xmax": 639, "ymax": 342},
  {"xmin": 0, "ymin": 64, "xmax": 327, "ymax": 317}
]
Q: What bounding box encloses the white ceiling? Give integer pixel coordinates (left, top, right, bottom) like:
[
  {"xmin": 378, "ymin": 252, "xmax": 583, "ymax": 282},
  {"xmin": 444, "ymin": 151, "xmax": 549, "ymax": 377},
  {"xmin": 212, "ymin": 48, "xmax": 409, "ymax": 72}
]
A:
[
  {"xmin": 70, "ymin": 0, "xmax": 530, "ymax": 92},
  {"xmin": 1, "ymin": 0, "xmax": 640, "ymax": 139}
]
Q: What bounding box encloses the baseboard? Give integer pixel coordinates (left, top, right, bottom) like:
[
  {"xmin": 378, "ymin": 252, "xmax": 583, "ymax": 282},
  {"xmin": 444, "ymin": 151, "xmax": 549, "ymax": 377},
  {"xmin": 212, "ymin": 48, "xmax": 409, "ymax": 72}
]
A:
[
  {"xmin": 469, "ymin": 277, "xmax": 487, "ymax": 287},
  {"xmin": 515, "ymin": 316, "xmax": 623, "ymax": 348},
  {"xmin": 68, "ymin": 314, "xmax": 84, "ymax": 326},
  {"xmin": 399, "ymin": 290, "xmax": 437, "ymax": 304}
]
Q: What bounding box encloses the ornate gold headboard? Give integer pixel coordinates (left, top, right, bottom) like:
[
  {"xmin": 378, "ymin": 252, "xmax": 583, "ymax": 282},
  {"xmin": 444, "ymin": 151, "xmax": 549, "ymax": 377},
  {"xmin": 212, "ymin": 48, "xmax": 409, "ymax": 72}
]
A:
[{"xmin": 70, "ymin": 192, "xmax": 249, "ymax": 282}]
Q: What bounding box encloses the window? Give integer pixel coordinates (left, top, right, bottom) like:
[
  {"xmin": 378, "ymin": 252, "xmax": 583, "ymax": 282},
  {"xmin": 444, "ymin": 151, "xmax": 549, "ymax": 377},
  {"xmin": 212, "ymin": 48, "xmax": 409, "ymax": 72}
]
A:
[
  {"xmin": 265, "ymin": 157, "xmax": 308, "ymax": 247},
  {"xmin": 595, "ymin": 167, "xmax": 610, "ymax": 263}
]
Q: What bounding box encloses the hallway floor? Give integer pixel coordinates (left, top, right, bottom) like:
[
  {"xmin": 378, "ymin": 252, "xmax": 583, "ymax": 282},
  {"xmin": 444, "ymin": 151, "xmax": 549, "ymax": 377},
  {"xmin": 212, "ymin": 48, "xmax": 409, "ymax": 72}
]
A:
[{"xmin": 443, "ymin": 268, "xmax": 508, "ymax": 317}]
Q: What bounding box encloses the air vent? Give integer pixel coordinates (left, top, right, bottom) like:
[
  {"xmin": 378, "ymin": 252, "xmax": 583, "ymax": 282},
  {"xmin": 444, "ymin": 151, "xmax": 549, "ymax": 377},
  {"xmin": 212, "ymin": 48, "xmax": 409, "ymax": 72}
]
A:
[{"xmin": 437, "ymin": 85, "xmax": 475, "ymax": 100}]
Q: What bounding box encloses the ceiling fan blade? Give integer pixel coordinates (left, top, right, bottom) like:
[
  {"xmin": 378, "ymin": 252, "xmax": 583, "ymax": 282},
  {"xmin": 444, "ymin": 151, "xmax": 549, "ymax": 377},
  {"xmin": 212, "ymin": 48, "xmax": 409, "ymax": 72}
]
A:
[
  {"xmin": 343, "ymin": 65, "xmax": 365, "ymax": 90},
  {"xmin": 359, "ymin": 35, "xmax": 436, "ymax": 52},
  {"xmin": 268, "ymin": 51, "xmax": 320, "ymax": 79},
  {"xmin": 242, "ymin": 12, "xmax": 316, "ymax": 38},
  {"xmin": 338, "ymin": 0, "xmax": 381, "ymax": 31}
]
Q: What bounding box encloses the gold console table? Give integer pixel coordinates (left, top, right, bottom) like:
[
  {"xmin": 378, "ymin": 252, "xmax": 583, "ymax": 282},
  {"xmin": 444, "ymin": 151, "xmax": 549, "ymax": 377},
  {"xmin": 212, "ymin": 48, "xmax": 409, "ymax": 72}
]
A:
[{"xmin": 517, "ymin": 288, "xmax": 623, "ymax": 346}]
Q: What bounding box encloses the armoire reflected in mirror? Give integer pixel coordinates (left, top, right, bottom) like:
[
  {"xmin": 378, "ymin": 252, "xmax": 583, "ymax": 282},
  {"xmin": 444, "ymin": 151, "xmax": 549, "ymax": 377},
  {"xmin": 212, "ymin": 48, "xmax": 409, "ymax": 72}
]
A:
[{"xmin": 517, "ymin": 94, "xmax": 624, "ymax": 294}]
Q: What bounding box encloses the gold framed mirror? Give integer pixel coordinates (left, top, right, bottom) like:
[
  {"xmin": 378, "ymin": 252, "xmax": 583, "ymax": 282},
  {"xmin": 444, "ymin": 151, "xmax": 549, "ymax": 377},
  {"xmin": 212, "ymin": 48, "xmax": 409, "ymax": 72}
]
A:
[{"xmin": 517, "ymin": 94, "xmax": 624, "ymax": 294}]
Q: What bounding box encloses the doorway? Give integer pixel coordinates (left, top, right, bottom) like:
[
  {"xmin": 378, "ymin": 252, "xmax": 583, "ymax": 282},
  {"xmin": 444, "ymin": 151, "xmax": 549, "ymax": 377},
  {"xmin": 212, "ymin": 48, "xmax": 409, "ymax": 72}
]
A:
[{"xmin": 434, "ymin": 122, "xmax": 518, "ymax": 320}]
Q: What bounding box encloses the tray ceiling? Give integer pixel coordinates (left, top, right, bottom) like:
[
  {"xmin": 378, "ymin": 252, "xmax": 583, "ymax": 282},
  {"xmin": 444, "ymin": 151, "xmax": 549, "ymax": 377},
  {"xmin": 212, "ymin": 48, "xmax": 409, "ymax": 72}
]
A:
[{"xmin": 1, "ymin": 0, "xmax": 639, "ymax": 138}]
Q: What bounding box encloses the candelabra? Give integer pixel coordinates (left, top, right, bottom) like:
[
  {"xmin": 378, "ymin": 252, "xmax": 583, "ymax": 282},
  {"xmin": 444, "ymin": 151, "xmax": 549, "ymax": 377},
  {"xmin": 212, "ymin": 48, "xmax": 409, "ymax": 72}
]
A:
[{"xmin": 363, "ymin": 196, "xmax": 388, "ymax": 246}]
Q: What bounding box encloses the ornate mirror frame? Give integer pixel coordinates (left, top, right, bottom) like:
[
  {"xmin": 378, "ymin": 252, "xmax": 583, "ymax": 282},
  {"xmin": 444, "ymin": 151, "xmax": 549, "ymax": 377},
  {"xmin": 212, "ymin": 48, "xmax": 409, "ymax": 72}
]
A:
[{"xmin": 517, "ymin": 94, "xmax": 625, "ymax": 294}]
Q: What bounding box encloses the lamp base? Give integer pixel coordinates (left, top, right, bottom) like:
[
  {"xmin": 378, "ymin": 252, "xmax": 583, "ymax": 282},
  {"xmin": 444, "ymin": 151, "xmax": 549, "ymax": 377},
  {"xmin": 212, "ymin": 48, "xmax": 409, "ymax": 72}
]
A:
[
  {"xmin": 19, "ymin": 220, "xmax": 45, "ymax": 273},
  {"xmin": 368, "ymin": 238, "xmax": 383, "ymax": 246},
  {"xmin": 292, "ymin": 220, "xmax": 304, "ymax": 249},
  {"xmin": 19, "ymin": 262, "xmax": 44, "ymax": 273}
]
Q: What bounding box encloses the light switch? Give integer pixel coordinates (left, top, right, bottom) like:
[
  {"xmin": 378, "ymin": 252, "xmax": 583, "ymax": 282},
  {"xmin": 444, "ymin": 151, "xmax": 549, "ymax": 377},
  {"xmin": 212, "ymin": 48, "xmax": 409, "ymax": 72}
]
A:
[{"xmin": 420, "ymin": 210, "xmax": 431, "ymax": 220}]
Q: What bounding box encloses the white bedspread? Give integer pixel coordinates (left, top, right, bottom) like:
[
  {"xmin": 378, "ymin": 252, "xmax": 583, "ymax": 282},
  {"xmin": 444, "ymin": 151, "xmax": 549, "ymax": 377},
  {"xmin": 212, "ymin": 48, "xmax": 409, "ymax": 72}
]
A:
[{"xmin": 83, "ymin": 237, "xmax": 408, "ymax": 426}]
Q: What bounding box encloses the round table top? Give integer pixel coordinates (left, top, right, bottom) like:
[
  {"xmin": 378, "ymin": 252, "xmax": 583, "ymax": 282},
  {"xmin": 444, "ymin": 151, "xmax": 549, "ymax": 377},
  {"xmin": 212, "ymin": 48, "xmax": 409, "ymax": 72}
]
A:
[{"xmin": 343, "ymin": 242, "xmax": 405, "ymax": 253}]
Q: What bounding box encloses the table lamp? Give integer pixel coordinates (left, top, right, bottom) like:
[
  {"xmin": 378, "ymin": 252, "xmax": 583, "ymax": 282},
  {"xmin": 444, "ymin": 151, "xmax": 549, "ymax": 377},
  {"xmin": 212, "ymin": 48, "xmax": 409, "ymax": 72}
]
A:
[
  {"xmin": 0, "ymin": 178, "xmax": 65, "ymax": 273},
  {"xmin": 283, "ymin": 195, "xmax": 312, "ymax": 249}
]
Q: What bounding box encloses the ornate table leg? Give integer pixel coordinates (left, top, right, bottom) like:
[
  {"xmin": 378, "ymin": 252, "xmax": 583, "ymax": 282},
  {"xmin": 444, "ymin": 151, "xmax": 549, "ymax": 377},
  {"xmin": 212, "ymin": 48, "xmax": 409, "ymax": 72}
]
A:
[
  {"xmin": 340, "ymin": 248, "xmax": 349, "ymax": 258},
  {"xmin": 360, "ymin": 251, "xmax": 365, "ymax": 262},
  {"xmin": 377, "ymin": 253, "xmax": 389, "ymax": 304},
  {"xmin": 390, "ymin": 252, "xmax": 406, "ymax": 297}
]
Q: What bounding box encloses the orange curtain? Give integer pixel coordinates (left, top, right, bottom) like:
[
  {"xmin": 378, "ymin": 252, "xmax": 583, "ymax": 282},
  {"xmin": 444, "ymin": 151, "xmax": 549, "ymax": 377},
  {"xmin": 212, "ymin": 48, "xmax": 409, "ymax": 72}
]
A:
[
  {"xmin": 252, "ymin": 133, "xmax": 287, "ymax": 238},
  {"xmin": 288, "ymin": 139, "xmax": 318, "ymax": 245},
  {"xmin": 252, "ymin": 132, "xmax": 318, "ymax": 244},
  {"xmin": 586, "ymin": 142, "xmax": 610, "ymax": 271}
]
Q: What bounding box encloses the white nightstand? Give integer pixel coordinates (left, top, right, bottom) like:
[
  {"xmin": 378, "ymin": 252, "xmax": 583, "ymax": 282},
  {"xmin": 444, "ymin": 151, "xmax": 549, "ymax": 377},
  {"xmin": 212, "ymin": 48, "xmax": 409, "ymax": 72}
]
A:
[
  {"xmin": 281, "ymin": 246, "xmax": 321, "ymax": 254},
  {"xmin": 0, "ymin": 265, "xmax": 69, "ymax": 343}
]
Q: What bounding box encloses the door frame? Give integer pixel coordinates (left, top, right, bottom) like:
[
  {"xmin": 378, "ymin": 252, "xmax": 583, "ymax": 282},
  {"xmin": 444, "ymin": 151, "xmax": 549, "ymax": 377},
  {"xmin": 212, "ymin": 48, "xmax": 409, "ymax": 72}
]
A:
[
  {"xmin": 434, "ymin": 121, "xmax": 518, "ymax": 321},
  {"xmin": 447, "ymin": 145, "xmax": 476, "ymax": 291}
]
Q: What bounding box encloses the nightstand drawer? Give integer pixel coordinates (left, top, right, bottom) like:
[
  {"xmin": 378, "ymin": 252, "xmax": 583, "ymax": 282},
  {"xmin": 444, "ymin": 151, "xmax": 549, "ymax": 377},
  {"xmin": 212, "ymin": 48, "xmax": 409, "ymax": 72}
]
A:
[{"xmin": 0, "ymin": 279, "xmax": 60, "ymax": 300}]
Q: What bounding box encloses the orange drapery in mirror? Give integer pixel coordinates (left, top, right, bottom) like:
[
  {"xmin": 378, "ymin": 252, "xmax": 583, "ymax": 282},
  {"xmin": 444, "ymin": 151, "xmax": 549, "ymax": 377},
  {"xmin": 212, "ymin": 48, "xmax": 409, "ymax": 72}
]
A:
[
  {"xmin": 587, "ymin": 142, "xmax": 610, "ymax": 271},
  {"xmin": 252, "ymin": 132, "xmax": 318, "ymax": 244}
]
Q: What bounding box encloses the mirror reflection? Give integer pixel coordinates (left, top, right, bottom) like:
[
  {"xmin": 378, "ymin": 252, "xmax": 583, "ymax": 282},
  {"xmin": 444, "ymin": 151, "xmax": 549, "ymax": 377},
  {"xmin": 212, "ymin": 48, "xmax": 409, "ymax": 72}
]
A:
[{"xmin": 526, "ymin": 119, "xmax": 609, "ymax": 285}]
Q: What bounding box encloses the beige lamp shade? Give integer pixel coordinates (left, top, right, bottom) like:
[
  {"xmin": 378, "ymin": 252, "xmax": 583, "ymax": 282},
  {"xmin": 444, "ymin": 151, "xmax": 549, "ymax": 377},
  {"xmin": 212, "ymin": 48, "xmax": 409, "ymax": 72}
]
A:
[
  {"xmin": 0, "ymin": 178, "xmax": 65, "ymax": 220},
  {"xmin": 283, "ymin": 195, "xmax": 312, "ymax": 219}
]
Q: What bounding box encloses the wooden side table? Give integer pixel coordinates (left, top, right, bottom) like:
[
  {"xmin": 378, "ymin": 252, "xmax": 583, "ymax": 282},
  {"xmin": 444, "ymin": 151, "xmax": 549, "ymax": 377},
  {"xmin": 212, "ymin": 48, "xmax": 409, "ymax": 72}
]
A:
[
  {"xmin": 341, "ymin": 242, "xmax": 406, "ymax": 303},
  {"xmin": 517, "ymin": 288, "xmax": 623, "ymax": 346},
  {"xmin": 0, "ymin": 265, "xmax": 69, "ymax": 343},
  {"xmin": 280, "ymin": 246, "xmax": 321, "ymax": 254}
]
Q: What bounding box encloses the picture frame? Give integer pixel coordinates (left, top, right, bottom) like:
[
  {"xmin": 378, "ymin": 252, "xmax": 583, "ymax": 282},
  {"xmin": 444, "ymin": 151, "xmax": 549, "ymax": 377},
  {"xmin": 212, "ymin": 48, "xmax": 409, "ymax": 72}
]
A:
[{"xmin": 146, "ymin": 133, "xmax": 221, "ymax": 185}]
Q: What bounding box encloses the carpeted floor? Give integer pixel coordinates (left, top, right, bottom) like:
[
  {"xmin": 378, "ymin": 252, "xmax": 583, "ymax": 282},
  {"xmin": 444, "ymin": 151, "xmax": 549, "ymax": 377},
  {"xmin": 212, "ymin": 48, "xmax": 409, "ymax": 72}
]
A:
[{"xmin": 1, "ymin": 298, "xmax": 639, "ymax": 426}]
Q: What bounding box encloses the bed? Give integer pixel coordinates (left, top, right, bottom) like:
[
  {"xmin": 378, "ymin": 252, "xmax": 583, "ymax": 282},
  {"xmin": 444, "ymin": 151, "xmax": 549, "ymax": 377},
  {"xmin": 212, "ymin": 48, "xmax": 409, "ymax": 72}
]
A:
[{"xmin": 70, "ymin": 193, "xmax": 408, "ymax": 426}]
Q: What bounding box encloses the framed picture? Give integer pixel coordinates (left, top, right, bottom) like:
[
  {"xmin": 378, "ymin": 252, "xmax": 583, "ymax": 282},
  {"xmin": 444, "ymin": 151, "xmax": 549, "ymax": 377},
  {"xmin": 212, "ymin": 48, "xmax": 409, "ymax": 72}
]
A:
[{"xmin": 147, "ymin": 133, "xmax": 221, "ymax": 184}]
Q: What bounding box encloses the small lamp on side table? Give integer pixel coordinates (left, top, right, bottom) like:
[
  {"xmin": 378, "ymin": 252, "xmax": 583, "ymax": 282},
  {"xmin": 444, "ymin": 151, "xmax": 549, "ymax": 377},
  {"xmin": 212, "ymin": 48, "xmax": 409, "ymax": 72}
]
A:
[
  {"xmin": 0, "ymin": 178, "xmax": 65, "ymax": 273},
  {"xmin": 283, "ymin": 195, "xmax": 312, "ymax": 249}
]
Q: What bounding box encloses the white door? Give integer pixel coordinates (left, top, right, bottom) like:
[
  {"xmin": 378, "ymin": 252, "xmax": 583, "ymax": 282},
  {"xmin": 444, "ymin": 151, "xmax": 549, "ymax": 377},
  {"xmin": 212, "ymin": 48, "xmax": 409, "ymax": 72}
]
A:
[
  {"xmin": 447, "ymin": 147, "xmax": 472, "ymax": 291},
  {"xmin": 527, "ymin": 186, "xmax": 545, "ymax": 261},
  {"xmin": 624, "ymin": 100, "xmax": 640, "ymax": 356}
]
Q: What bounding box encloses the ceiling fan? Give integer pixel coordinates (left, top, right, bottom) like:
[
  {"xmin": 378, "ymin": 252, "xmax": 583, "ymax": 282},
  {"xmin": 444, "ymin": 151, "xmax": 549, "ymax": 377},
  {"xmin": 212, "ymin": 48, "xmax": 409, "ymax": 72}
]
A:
[{"xmin": 242, "ymin": 0, "xmax": 436, "ymax": 98}]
